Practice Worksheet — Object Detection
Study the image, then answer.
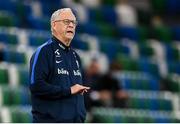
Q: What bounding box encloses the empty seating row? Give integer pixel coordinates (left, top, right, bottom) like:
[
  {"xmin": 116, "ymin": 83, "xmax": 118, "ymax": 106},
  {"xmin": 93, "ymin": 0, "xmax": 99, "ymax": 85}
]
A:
[
  {"xmin": 0, "ymin": 85, "xmax": 30, "ymax": 106},
  {"xmin": 0, "ymin": 106, "xmax": 32, "ymax": 123},
  {"xmin": 91, "ymin": 107, "xmax": 179, "ymax": 123},
  {"xmin": 113, "ymin": 71, "xmax": 180, "ymax": 92}
]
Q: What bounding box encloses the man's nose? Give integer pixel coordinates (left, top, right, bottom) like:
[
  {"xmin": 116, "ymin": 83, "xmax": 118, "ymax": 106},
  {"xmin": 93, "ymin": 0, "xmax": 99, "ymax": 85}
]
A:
[{"xmin": 68, "ymin": 22, "xmax": 75, "ymax": 27}]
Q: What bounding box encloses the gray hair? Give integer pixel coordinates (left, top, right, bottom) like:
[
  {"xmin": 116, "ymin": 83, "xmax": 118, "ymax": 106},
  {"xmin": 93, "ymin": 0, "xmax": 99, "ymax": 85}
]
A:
[{"xmin": 50, "ymin": 8, "xmax": 73, "ymax": 23}]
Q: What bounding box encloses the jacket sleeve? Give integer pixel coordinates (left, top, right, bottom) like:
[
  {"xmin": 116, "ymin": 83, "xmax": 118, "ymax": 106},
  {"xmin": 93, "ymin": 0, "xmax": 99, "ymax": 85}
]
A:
[{"xmin": 29, "ymin": 47, "xmax": 71, "ymax": 100}]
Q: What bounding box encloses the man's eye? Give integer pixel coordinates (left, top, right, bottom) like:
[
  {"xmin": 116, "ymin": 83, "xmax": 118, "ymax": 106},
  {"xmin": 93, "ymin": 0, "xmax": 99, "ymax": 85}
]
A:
[{"xmin": 64, "ymin": 20, "xmax": 69, "ymax": 23}]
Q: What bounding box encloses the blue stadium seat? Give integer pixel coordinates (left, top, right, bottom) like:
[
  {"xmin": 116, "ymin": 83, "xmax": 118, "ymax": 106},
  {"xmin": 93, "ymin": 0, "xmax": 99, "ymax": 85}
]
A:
[
  {"xmin": 166, "ymin": 0, "xmax": 180, "ymax": 14},
  {"xmin": 71, "ymin": 36, "xmax": 89, "ymax": 51},
  {"xmin": 0, "ymin": 1, "xmax": 16, "ymax": 13},
  {"xmin": 2, "ymin": 50, "xmax": 27, "ymax": 64},
  {"xmin": 171, "ymin": 26, "xmax": 180, "ymax": 41},
  {"xmin": 101, "ymin": 6, "xmax": 117, "ymax": 25},
  {"xmin": 0, "ymin": 33, "xmax": 18, "ymax": 45},
  {"xmin": 27, "ymin": 15, "xmax": 50, "ymax": 30},
  {"xmin": 118, "ymin": 26, "xmax": 139, "ymax": 41}
]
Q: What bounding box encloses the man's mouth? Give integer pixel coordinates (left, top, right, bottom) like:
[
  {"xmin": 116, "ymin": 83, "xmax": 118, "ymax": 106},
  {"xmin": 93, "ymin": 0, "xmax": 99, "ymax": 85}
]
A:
[{"xmin": 66, "ymin": 31, "xmax": 74, "ymax": 34}]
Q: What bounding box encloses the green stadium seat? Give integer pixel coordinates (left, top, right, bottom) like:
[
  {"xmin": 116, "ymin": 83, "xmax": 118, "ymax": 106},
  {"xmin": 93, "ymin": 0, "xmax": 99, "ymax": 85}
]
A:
[
  {"xmin": 162, "ymin": 74, "xmax": 180, "ymax": 92},
  {"xmin": 91, "ymin": 107, "xmax": 179, "ymax": 123},
  {"xmin": 1, "ymin": 86, "xmax": 30, "ymax": 106},
  {"xmin": 17, "ymin": 67, "xmax": 29, "ymax": 86},
  {"xmin": 101, "ymin": 0, "xmax": 117, "ymax": 6},
  {"xmin": 152, "ymin": 26, "xmax": 172, "ymax": 43},
  {"xmin": 150, "ymin": 0, "xmax": 167, "ymax": 14},
  {"xmin": 98, "ymin": 23, "xmax": 118, "ymax": 38},
  {"xmin": 2, "ymin": 88, "xmax": 12, "ymax": 106},
  {"xmin": 138, "ymin": 42, "xmax": 155, "ymax": 58},
  {"xmin": 0, "ymin": 68, "xmax": 9, "ymax": 84},
  {"xmin": 126, "ymin": 98, "xmax": 173, "ymax": 111},
  {"xmin": 10, "ymin": 110, "xmax": 31, "ymax": 123},
  {"xmin": 9, "ymin": 106, "xmax": 32, "ymax": 123},
  {"xmin": 116, "ymin": 54, "xmax": 139, "ymax": 71},
  {"xmin": 0, "ymin": 11, "xmax": 19, "ymax": 26},
  {"xmin": 137, "ymin": 26, "xmax": 149, "ymax": 42}
]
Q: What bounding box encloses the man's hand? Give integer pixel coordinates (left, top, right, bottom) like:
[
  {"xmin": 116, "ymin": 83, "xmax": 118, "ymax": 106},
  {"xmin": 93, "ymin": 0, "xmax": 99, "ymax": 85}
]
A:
[{"xmin": 71, "ymin": 84, "xmax": 90, "ymax": 95}]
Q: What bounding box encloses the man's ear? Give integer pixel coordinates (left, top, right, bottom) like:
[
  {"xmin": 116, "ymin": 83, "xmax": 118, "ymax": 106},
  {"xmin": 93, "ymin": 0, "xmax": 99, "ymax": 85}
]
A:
[{"xmin": 52, "ymin": 22, "xmax": 55, "ymax": 29}]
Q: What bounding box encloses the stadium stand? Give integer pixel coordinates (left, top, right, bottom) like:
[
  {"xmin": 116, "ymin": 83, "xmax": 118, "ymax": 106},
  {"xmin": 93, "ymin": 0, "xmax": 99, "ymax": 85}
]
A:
[{"xmin": 0, "ymin": 0, "xmax": 179, "ymax": 122}]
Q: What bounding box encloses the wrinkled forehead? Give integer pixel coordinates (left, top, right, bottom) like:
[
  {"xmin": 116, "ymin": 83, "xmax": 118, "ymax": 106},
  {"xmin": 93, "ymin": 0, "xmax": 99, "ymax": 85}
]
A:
[{"xmin": 59, "ymin": 10, "xmax": 76, "ymax": 20}]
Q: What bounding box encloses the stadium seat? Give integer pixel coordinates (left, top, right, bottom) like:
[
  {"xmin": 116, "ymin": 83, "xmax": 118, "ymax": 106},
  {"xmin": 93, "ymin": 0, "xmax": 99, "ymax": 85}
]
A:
[
  {"xmin": 126, "ymin": 98, "xmax": 172, "ymax": 111},
  {"xmin": 27, "ymin": 15, "xmax": 50, "ymax": 30},
  {"xmin": 0, "ymin": 33, "xmax": 18, "ymax": 45},
  {"xmin": 99, "ymin": 38, "xmax": 119, "ymax": 61},
  {"xmin": 137, "ymin": 26, "xmax": 149, "ymax": 42},
  {"xmin": 88, "ymin": 8, "xmax": 105, "ymax": 24},
  {"xmin": 40, "ymin": 0, "xmax": 62, "ymax": 17},
  {"xmin": 164, "ymin": 44, "xmax": 179, "ymax": 61},
  {"xmin": 10, "ymin": 110, "xmax": 31, "ymax": 123},
  {"xmin": 150, "ymin": 0, "xmax": 167, "ymax": 14},
  {"xmin": 98, "ymin": 23, "xmax": 119, "ymax": 38},
  {"xmin": 0, "ymin": 11, "xmax": 19, "ymax": 27},
  {"xmin": 116, "ymin": 54, "xmax": 139, "ymax": 71},
  {"xmin": 1, "ymin": 86, "xmax": 30, "ymax": 106},
  {"xmin": 151, "ymin": 25, "xmax": 172, "ymax": 43},
  {"xmin": 138, "ymin": 58, "xmax": 160, "ymax": 77},
  {"xmin": 3, "ymin": 50, "xmax": 27, "ymax": 64},
  {"xmin": 81, "ymin": 22, "xmax": 101, "ymax": 36},
  {"xmin": 138, "ymin": 42, "xmax": 155, "ymax": 58},
  {"xmin": 9, "ymin": 106, "xmax": 32, "ymax": 123},
  {"xmin": 28, "ymin": 33, "xmax": 49, "ymax": 47},
  {"xmin": 171, "ymin": 26, "xmax": 180, "ymax": 41},
  {"xmin": 0, "ymin": 1, "xmax": 15, "ymax": 12},
  {"xmin": 91, "ymin": 107, "xmax": 178, "ymax": 123},
  {"xmin": 101, "ymin": 0, "xmax": 117, "ymax": 6},
  {"xmin": 101, "ymin": 6, "xmax": 117, "ymax": 25},
  {"xmin": 0, "ymin": 68, "xmax": 9, "ymax": 84},
  {"xmin": 71, "ymin": 36, "xmax": 89, "ymax": 51},
  {"xmin": 118, "ymin": 26, "xmax": 139, "ymax": 41},
  {"xmin": 166, "ymin": 0, "xmax": 180, "ymax": 15},
  {"xmin": 167, "ymin": 61, "xmax": 180, "ymax": 74},
  {"xmin": 17, "ymin": 67, "xmax": 29, "ymax": 86}
]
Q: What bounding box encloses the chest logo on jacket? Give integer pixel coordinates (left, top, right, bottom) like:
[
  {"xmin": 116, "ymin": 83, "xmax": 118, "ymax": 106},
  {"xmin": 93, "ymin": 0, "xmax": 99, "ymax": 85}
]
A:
[
  {"xmin": 58, "ymin": 68, "xmax": 69, "ymax": 75},
  {"xmin": 55, "ymin": 49, "xmax": 61, "ymax": 57},
  {"xmin": 73, "ymin": 70, "xmax": 81, "ymax": 77}
]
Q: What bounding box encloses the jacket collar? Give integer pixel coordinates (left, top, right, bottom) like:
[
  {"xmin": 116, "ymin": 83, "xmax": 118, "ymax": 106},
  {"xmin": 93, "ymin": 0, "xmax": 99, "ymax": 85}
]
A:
[{"xmin": 52, "ymin": 35, "xmax": 70, "ymax": 51}]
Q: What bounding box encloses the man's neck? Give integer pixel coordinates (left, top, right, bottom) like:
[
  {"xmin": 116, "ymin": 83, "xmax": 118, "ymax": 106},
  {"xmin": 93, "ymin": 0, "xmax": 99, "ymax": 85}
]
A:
[{"xmin": 53, "ymin": 34, "xmax": 70, "ymax": 47}]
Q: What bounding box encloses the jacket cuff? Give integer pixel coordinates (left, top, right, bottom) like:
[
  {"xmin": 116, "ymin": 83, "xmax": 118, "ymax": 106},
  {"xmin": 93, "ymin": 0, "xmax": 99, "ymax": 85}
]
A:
[{"xmin": 62, "ymin": 88, "xmax": 71, "ymax": 96}]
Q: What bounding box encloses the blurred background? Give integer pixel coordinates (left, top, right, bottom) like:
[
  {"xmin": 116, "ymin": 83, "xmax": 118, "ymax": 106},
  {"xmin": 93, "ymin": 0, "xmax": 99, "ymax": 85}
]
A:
[{"xmin": 0, "ymin": 0, "xmax": 180, "ymax": 123}]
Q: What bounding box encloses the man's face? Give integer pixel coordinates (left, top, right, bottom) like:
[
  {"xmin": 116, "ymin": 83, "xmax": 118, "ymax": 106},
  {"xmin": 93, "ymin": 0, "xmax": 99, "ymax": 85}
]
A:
[{"xmin": 52, "ymin": 10, "xmax": 77, "ymax": 46}]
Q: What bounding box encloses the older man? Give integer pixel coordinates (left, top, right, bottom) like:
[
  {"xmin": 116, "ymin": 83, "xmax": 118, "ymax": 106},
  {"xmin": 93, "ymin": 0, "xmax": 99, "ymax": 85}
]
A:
[{"xmin": 29, "ymin": 8, "xmax": 90, "ymax": 123}]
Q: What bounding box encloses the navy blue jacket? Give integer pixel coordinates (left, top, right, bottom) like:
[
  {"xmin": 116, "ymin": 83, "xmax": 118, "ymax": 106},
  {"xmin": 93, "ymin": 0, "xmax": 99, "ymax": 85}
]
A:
[{"xmin": 29, "ymin": 36, "xmax": 86, "ymax": 122}]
